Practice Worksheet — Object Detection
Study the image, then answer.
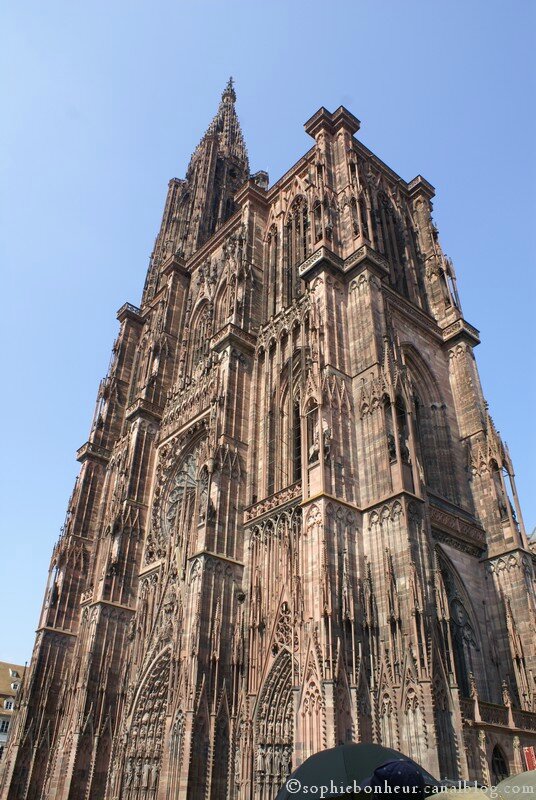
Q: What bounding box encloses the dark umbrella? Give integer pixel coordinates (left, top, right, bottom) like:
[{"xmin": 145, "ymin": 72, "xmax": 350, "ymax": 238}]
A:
[{"xmin": 275, "ymin": 743, "xmax": 441, "ymax": 799}]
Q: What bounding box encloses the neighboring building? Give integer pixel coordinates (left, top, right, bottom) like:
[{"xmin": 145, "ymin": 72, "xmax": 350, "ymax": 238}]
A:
[
  {"xmin": 1, "ymin": 80, "xmax": 535, "ymax": 800},
  {"xmin": 0, "ymin": 664, "xmax": 23, "ymax": 764}
]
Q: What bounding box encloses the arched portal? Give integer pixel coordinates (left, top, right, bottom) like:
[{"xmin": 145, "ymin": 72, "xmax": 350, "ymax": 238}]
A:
[
  {"xmin": 255, "ymin": 650, "xmax": 294, "ymax": 800},
  {"xmin": 121, "ymin": 649, "xmax": 171, "ymax": 799}
]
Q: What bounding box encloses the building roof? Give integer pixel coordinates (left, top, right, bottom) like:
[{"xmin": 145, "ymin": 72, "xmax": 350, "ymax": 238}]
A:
[{"xmin": 0, "ymin": 661, "xmax": 25, "ymax": 699}]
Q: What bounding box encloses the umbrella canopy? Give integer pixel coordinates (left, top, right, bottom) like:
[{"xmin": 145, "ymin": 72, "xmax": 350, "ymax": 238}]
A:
[
  {"xmin": 275, "ymin": 743, "xmax": 440, "ymax": 799},
  {"xmin": 496, "ymin": 771, "xmax": 536, "ymax": 797}
]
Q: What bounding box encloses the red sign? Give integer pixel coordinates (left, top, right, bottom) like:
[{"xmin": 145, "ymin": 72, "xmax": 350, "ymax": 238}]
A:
[{"xmin": 524, "ymin": 746, "xmax": 536, "ymax": 771}]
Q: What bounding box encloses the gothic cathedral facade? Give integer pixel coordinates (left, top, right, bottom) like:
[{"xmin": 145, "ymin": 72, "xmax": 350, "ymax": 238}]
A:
[{"xmin": 2, "ymin": 81, "xmax": 535, "ymax": 800}]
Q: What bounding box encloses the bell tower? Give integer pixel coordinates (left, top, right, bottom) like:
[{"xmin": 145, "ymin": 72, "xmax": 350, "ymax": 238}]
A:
[
  {"xmin": 143, "ymin": 78, "xmax": 249, "ymax": 302},
  {"xmin": 2, "ymin": 88, "xmax": 535, "ymax": 800}
]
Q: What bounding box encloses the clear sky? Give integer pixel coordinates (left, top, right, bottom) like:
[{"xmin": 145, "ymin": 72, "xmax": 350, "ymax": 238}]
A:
[{"xmin": 1, "ymin": 0, "xmax": 534, "ymax": 665}]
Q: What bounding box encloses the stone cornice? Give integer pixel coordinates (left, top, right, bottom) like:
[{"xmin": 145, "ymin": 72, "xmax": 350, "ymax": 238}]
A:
[
  {"xmin": 304, "ymin": 105, "xmax": 361, "ymax": 139},
  {"xmin": 483, "ymin": 547, "xmax": 535, "ymax": 576},
  {"xmin": 441, "ymin": 316, "xmax": 481, "ymax": 347},
  {"xmin": 86, "ymin": 599, "xmax": 136, "ymax": 613},
  {"xmin": 298, "ymin": 246, "xmax": 344, "ymax": 280},
  {"xmin": 384, "ymin": 288, "xmax": 443, "ymax": 342},
  {"xmin": 234, "ymin": 179, "xmax": 269, "ymax": 209},
  {"xmin": 125, "ymin": 397, "xmax": 163, "ymax": 423},
  {"xmin": 361, "ymin": 490, "xmax": 424, "ymax": 515},
  {"xmin": 186, "ymin": 550, "xmax": 245, "ymax": 569},
  {"xmin": 244, "ymin": 482, "xmax": 303, "ymax": 523},
  {"xmin": 429, "ymin": 498, "xmax": 487, "ymax": 556},
  {"xmin": 116, "ymin": 302, "xmax": 143, "ymax": 325},
  {"xmin": 159, "ymin": 408, "xmax": 210, "ymax": 446},
  {"xmin": 211, "ymin": 322, "xmax": 256, "ymax": 355},
  {"xmin": 301, "ymin": 492, "xmax": 361, "ymax": 514},
  {"xmin": 298, "ymin": 243, "xmax": 390, "ymax": 283},
  {"xmin": 138, "ymin": 561, "xmax": 162, "ymax": 578},
  {"xmin": 483, "ymin": 545, "xmax": 533, "ymax": 563},
  {"xmin": 161, "ymin": 253, "xmax": 189, "ymax": 278},
  {"xmin": 36, "ymin": 626, "xmax": 77, "ymax": 638},
  {"xmin": 407, "ymin": 175, "xmax": 436, "ymax": 200},
  {"xmin": 76, "ymin": 441, "xmax": 112, "ymax": 464},
  {"xmin": 344, "ymin": 244, "xmax": 391, "ymax": 281}
]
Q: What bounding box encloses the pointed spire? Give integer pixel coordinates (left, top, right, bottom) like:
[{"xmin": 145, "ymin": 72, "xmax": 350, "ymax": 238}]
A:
[
  {"xmin": 222, "ymin": 76, "xmax": 236, "ymax": 103},
  {"xmin": 189, "ymin": 78, "xmax": 249, "ymax": 172},
  {"xmin": 143, "ymin": 78, "xmax": 250, "ymax": 295}
]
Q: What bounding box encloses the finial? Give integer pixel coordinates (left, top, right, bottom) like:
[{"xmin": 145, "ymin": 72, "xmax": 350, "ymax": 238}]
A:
[{"xmin": 222, "ymin": 76, "xmax": 236, "ymax": 103}]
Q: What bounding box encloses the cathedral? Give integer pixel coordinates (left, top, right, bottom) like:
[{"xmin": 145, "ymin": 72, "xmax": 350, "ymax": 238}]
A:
[{"xmin": 2, "ymin": 79, "xmax": 536, "ymax": 800}]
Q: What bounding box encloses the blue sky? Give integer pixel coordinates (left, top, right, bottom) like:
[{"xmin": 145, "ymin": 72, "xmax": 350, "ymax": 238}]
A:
[{"xmin": 1, "ymin": 0, "xmax": 534, "ymax": 665}]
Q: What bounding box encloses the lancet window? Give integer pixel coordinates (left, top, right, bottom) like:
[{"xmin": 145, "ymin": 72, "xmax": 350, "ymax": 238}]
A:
[
  {"xmin": 266, "ymin": 224, "xmax": 279, "ymax": 316},
  {"xmin": 284, "ymin": 197, "xmax": 309, "ymax": 303},
  {"xmin": 380, "ymin": 694, "xmax": 397, "ymax": 749},
  {"xmin": 188, "ymin": 302, "xmax": 212, "ymax": 378},
  {"xmin": 292, "ymin": 400, "xmax": 302, "ymax": 483},
  {"xmin": 163, "ymin": 441, "xmax": 207, "ymax": 567},
  {"xmin": 359, "ymin": 196, "xmax": 370, "ymax": 240},
  {"xmin": 406, "ymin": 352, "xmax": 459, "ymax": 502},
  {"xmin": 491, "ymin": 745, "xmax": 509, "ymax": 783},
  {"xmin": 437, "ymin": 554, "xmax": 482, "ymax": 698}
]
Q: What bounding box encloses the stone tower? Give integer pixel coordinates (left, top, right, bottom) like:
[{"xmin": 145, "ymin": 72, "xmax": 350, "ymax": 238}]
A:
[{"xmin": 2, "ymin": 83, "xmax": 535, "ymax": 800}]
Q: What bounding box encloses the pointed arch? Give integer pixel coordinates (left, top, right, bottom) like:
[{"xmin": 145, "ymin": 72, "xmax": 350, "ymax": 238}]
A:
[
  {"xmin": 356, "ymin": 665, "xmax": 373, "ymax": 744},
  {"xmin": 162, "ymin": 436, "xmax": 208, "ymax": 570},
  {"xmin": 313, "ymin": 198, "xmax": 323, "ymax": 243},
  {"xmin": 300, "ymin": 676, "xmax": 324, "ymax": 760},
  {"xmin": 254, "ymin": 650, "xmax": 294, "ymax": 800},
  {"xmin": 283, "ymin": 195, "xmax": 309, "ymax": 304},
  {"xmin": 435, "ymin": 548, "xmax": 485, "ymax": 698},
  {"xmin": 263, "ymin": 344, "xmax": 304, "ymax": 495},
  {"xmin": 214, "ymin": 275, "xmax": 229, "ymax": 331},
  {"xmin": 491, "ymin": 744, "xmax": 509, "ymax": 783},
  {"xmin": 121, "ymin": 648, "xmax": 171, "ymax": 799},
  {"xmin": 334, "ymin": 664, "xmax": 354, "ymax": 746},
  {"xmin": 402, "ymin": 684, "xmax": 425, "ymax": 766},
  {"xmin": 296, "ymin": 635, "xmax": 324, "ymax": 753},
  {"xmin": 189, "ymin": 699, "xmax": 210, "ymax": 800},
  {"xmin": 305, "ymin": 397, "xmax": 320, "ymax": 465},
  {"xmin": 402, "ymin": 343, "xmax": 442, "ymax": 403},
  {"xmin": 350, "ymin": 196, "xmax": 360, "ymax": 237},
  {"xmin": 210, "ymin": 703, "xmax": 230, "ymax": 800},
  {"xmin": 371, "ymin": 189, "xmax": 409, "ymax": 297},
  {"xmin": 431, "ymin": 664, "xmax": 460, "ymax": 781},
  {"xmin": 187, "ymin": 300, "xmax": 212, "ymax": 379},
  {"xmin": 166, "ymin": 709, "xmax": 186, "ymax": 798},
  {"xmin": 402, "ymin": 344, "xmax": 459, "ymax": 502},
  {"xmin": 379, "ymin": 690, "xmax": 398, "ymax": 750},
  {"xmin": 265, "ymin": 222, "xmax": 279, "ymax": 317},
  {"xmin": 358, "ymin": 193, "xmax": 370, "ymax": 240}
]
